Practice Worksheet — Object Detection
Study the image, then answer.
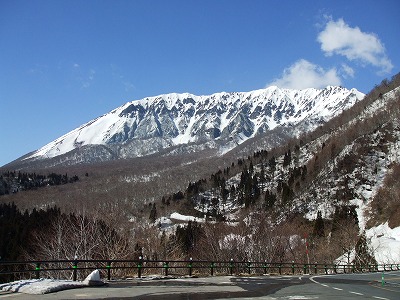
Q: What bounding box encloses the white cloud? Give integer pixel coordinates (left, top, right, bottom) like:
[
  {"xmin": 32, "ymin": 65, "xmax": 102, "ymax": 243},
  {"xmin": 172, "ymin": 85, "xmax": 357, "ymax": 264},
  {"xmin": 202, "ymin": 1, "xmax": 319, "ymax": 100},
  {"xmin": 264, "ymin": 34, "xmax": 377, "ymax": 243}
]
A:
[
  {"xmin": 88, "ymin": 69, "xmax": 95, "ymax": 80},
  {"xmin": 123, "ymin": 80, "xmax": 135, "ymax": 92},
  {"xmin": 268, "ymin": 59, "xmax": 342, "ymax": 89},
  {"xmin": 317, "ymin": 17, "xmax": 393, "ymax": 74},
  {"xmin": 81, "ymin": 69, "xmax": 96, "ymax": 88},
  {"xmin": 340, "ymin": 63, "xmax": 355, "ymax": 78},
  {"xmin": 27, "ymin": 64, "xmax": 47, "ymax": 75},
  {"xmin": 111, "ymin": 64, "xmax": 136, "ymax": 92}
]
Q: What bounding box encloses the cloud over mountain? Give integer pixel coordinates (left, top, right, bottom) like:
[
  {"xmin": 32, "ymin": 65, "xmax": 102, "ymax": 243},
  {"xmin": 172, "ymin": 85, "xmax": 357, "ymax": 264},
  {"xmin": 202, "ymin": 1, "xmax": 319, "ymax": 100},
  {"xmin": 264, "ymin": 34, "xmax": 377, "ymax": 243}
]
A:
[
  {"xmin": 268, "ymin": 59, "xmax": 341, "ymax": 89},
  {"xmin": 317, "ymin": 17, "xmax": 393, "ymax": 74}
]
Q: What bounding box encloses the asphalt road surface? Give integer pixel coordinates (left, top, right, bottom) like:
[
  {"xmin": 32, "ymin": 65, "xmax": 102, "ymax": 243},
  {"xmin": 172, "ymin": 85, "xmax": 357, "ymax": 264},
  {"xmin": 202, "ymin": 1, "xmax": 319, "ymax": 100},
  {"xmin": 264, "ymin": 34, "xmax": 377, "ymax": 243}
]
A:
[{"xmin": 1, "ymin": 271, "xmax": 399, "ymax": 299}]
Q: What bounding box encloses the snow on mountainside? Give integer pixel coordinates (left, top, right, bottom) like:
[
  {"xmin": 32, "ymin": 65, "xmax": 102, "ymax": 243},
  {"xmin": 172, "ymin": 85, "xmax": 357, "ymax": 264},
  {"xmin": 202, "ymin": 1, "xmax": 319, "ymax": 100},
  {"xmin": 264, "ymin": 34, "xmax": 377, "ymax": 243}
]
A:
[{"xmin": 25, "ymin": 86, "xmax": 364, "ymax": 164}]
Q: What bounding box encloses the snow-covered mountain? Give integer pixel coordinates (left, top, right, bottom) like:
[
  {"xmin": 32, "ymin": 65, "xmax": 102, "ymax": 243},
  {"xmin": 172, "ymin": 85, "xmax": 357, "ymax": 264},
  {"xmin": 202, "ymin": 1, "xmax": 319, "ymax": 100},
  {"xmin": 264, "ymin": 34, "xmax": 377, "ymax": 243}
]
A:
[{"xmin": 22, "ymin": 85, "xmax": 364, "ymax": 166}]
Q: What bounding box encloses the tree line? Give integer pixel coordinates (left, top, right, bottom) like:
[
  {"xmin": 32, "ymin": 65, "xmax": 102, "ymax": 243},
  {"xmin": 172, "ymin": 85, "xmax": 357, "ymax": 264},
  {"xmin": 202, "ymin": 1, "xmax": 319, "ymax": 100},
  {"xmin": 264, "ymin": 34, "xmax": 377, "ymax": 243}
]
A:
[{"xmin": 0, "ymin": 171, "xmax": 80, "ymax": 196}]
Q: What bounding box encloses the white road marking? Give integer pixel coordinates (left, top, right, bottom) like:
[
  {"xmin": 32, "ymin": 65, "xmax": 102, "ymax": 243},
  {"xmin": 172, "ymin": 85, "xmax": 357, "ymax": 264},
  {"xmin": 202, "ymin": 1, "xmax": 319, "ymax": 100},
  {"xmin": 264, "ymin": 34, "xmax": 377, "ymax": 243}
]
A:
[
  {"xmin": 287, "ymin": 296, "xmax": 318, "ymax": 299},
  {"xmin": 309, "ymin": 276, "xmax": 321, "ymax": 285},
  {"xmin": 310, "ymin": 274, "xmax": 397, "ymax": 300},
  {"xmin": 349, "ymin": 291, "xmax": 364, "ymax": 296}
]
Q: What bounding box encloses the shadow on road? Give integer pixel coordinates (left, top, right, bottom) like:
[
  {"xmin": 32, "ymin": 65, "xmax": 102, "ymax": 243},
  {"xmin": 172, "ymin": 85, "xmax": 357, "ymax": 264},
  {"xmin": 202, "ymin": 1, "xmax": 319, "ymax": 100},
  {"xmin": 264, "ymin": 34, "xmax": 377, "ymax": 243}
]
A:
[{"xmin": 104, "ymin": 276, "xmax": 307, "ymax": 299}]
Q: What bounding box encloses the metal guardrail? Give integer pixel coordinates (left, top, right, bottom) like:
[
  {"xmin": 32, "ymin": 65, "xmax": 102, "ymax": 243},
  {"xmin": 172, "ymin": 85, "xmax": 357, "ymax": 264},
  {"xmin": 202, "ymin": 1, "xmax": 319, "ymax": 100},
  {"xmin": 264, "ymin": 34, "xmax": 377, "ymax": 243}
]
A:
[{"xmin": 1, "ymin": 259, "xmax": 399, "ymax": 282}]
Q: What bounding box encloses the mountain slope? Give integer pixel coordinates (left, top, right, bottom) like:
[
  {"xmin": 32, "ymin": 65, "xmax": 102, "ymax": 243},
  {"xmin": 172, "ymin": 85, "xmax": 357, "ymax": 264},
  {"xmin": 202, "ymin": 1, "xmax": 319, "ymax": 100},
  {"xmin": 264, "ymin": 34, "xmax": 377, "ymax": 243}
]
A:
[
  {"xmin": 167, "ymin": 76, "xmax": 400, "ymax": 264},
  {"xmin": 14, "ymin": 86, "xmax": 363, "ymax": 168},
  {"xmin": 182, "ymin": 82, "xmax": 400, "ymax": 224}
]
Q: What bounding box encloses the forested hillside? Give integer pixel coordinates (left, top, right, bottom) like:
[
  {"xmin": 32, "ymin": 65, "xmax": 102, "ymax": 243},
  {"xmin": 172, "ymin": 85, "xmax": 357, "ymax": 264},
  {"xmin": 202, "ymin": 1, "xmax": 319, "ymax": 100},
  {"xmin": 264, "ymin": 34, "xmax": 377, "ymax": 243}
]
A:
[{"xmin": 0, "ymin": 171, "xmax": 80, "ymax": 196}]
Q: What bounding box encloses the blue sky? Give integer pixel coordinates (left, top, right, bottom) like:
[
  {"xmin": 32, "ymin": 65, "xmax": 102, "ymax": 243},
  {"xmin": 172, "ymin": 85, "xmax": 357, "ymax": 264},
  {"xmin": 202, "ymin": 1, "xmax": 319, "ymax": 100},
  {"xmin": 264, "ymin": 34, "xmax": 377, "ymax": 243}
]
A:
[{"xmin": 0, "ymin": 0, "xmax": 399, "ymax": 167}]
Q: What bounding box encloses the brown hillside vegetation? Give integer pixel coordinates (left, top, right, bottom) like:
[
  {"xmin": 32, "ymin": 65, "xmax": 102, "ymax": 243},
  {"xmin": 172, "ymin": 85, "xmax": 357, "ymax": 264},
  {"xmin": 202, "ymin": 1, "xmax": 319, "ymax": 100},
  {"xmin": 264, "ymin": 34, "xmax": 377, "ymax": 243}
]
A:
[{"xmin": 367, "ymin": 163, "xmax": 400, "ymax": 228}]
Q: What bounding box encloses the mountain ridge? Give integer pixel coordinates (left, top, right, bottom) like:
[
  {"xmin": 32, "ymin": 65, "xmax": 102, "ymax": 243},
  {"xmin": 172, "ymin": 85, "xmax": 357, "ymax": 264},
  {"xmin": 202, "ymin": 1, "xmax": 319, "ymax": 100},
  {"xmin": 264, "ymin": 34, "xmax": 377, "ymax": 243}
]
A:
[{"xmin": 13, "ymin": 85, "xmax": 363, "ymax": 169}]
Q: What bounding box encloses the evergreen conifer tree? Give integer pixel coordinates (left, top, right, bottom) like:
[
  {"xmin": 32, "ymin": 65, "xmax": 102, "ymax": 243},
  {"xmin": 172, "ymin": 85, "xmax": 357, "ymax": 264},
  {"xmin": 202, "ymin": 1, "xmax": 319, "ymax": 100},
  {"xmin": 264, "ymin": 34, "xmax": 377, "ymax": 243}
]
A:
[
  {"xmin": 353, "ymin": 232, "xmax": 376, "ymax": 270},
  {"xmin": 312, "ymin": 211, "xmax": 325, "ymax": 238},
  {"xmin": 149, "ymin": 203, "xmax": 157, "ymax": 223},
  {"xmin": 264, "ymin": 190, "xmax": 276, "ymax": 210}
]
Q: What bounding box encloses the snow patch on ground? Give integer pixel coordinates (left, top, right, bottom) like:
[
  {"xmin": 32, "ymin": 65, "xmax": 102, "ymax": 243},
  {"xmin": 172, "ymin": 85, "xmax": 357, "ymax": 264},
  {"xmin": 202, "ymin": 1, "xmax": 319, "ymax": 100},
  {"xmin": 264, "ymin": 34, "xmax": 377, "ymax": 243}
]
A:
[
  {"xmin": 335, "ymin": 223, "xmax": 400, "ymax": 265},
  {"xmin": 170, "ymin": 212, "xmax": 205, "ymax": 223},
  {"xmin": 120, "ymin": 173, "xmax": 160, "ymax": 183},
  {"xmin": 367, "ymin": 223, "xmax": 400, "ymax": 264},
  {"xmin": 0, "ymin": 270, "xmax": 103, "ymax": 295}
]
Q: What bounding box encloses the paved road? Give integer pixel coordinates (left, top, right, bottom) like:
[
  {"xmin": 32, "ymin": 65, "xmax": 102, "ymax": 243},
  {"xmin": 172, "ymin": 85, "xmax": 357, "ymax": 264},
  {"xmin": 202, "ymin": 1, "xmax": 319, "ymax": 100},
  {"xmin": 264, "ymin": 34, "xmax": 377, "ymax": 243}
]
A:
[{"xmin": 1, "ymin": 271, "xmax": 399, "ymax": 299}]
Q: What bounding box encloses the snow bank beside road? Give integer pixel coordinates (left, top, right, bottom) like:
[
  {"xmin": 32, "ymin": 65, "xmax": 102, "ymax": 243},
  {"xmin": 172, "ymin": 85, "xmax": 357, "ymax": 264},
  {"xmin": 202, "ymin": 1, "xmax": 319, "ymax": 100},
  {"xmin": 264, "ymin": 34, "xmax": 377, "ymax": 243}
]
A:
[
  {"xmin": 367, "ymin": 222, "xmax": 400, "ymax": 264},
  {"xmin": 0, "ymin": 270, "xmax": 103, "ymax": 295},
  {"xmin": 0, "ymin": 279, "xmax": 86, "ymax": 295}
]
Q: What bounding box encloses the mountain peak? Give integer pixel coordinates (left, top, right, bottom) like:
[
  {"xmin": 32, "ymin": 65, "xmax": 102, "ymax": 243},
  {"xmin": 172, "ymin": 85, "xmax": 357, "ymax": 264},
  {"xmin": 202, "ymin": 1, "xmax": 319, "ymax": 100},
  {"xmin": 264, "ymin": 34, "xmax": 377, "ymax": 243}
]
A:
[{"xmin": 22, "ymin": 86, "xmax": 364, "ymax": 166}]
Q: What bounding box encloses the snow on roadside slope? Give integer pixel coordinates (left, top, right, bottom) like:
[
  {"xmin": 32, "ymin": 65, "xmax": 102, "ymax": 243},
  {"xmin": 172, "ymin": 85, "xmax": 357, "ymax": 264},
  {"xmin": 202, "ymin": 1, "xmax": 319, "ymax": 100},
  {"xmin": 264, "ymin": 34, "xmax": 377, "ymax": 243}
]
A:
[
  {"xmin": 367, "ymin": 222, "xmax": 400, "ymax": 264},
  {"xmin": 335, "ymin": 223, "xmax": 400, "ymax": 266},
  {"xmin": 0, "ymin": 270, "xmax": 103, "ymax": 295}
]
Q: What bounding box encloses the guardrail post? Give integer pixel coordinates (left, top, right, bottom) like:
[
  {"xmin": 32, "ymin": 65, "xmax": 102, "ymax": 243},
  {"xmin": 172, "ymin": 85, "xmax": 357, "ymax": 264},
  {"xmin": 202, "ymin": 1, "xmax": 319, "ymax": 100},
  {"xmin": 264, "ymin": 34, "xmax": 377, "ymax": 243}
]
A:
[
  {"xmin": 106, "ymin": 261, "xmax": 111, "ymax": 280},
  {"xmin": 230, "ymin": 259, "xmax": 234, "ymax": 275},
  {"xmin": 138, "ymin": 256, "xmax": 143, "ymax": 278},
  {"xmin": 188, "ymin": 258, "xmax": 193, "ymax": 276},
  {"xmin": 35, "ymin": 263, "xmax": 41, "ymax": 279},
  {"xmin": 164, "ymin": 261, "xmax": 169, "ymax": 276},
  {"xmin": 72, "ymin": 260, "xmax": 78, "ymax": 281}
]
